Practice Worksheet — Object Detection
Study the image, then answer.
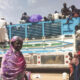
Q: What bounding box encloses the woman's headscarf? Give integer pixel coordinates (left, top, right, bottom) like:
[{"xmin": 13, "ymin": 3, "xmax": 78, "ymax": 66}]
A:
[
  {"xmin": 11, "ymin": 36, "xmax": 23, "ymax": 43},
  {"xmin": 1, "ymin": 36, "xmax": 26, "ymax": 80}
]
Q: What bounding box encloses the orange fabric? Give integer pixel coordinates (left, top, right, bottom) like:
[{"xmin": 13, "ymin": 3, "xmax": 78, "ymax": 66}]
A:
[
  {"xmin": 74, "ymin": 13, "xmax": 79, "ymax": 17},
  {"xmin": 77, "ymin": 51, "xmax": 80, "ymax": 55}
]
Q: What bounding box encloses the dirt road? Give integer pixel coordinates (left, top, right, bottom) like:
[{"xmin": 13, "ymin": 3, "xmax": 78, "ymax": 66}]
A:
[{"xmin": 31, "ymin": 73, "xmax": 69, "ymax": 80}]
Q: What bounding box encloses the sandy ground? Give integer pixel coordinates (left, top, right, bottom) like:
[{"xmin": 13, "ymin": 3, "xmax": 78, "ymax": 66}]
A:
[{"xmin": 31, "ymin": 73, "xmax": 69, "ymax": 80}]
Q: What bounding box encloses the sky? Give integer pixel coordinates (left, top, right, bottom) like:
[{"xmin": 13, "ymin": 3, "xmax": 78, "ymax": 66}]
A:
[{"xmin": 0, "ymin": 0, "xmax": 80, "ymax": 24}]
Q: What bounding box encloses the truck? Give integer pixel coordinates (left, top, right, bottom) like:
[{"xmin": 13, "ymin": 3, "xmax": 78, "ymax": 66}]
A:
[{"xmin": 0, "ymin": 17, "xmax": 80, "ymax": 70}]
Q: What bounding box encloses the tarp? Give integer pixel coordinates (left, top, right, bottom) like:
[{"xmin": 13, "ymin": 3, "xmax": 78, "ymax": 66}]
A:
[{"xmin": 29, "ymin": 14, "xmax": 42, "ymax": 22}]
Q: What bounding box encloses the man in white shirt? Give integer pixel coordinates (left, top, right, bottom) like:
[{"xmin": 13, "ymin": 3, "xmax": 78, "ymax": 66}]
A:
[
  {"xmin": 0, "ymin": 17, "xmax": 9, "ymax": 47},
  {"xmin": 53, "ymin": 11, "xmax": 60, "ymax": 20}
]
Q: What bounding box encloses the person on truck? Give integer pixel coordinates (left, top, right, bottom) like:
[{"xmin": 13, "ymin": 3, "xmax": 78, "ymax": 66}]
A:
[
  {"xmin": 20, "ymin": 12, "xmax": 30, "ymax": 23},
  {"xmin": 70, "ymin": 5, "xmax": 80, "ymax": 17},
  {"xmin": 0, "ymin": 36, "xmax": 26, "ymax": 80},
  {"xmin": 61, "ymin": 3, "xmax": 71, "ymax": 18}
]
